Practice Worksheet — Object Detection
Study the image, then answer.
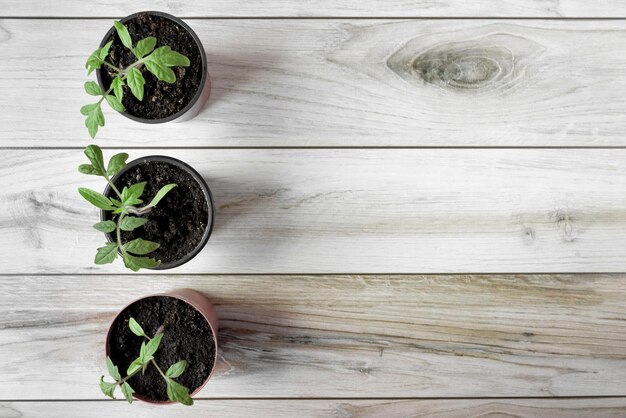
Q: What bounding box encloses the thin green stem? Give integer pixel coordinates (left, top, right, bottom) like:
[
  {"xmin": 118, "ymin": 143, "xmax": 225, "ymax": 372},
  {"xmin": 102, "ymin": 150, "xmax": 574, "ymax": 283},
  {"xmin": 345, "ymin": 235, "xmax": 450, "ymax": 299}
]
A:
[
  {"xmin": 116, "ymin": 212, "xmax": 126, "ymax": 256},
  {"xmin": 103, "ymin": 61, "xmax": 123, "ymax": 72},
  {"xmin": 151, "ymin": 359, "xmax": 169, "ymax": 380}
]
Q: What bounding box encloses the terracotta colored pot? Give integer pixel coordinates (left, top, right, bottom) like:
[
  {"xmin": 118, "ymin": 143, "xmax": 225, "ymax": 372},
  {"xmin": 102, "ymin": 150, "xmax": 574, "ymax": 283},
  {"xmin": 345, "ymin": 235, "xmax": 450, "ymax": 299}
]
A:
[
  {"xmin": 105, "ymin": 289, "xmax": 219, "ymax": 404},
  {"xmin": 96, "ymin": 11, "xmax": 211, "ymax": 123}
]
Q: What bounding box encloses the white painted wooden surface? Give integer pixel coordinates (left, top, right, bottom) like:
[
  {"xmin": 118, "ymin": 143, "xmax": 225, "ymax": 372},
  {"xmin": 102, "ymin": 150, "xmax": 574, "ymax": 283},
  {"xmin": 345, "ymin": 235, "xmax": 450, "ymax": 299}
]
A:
[
  {"xmin": 3, "ymin": 398, "xmax": 626, "ymax": 418},
  {"xmin": 1, "ymin": 275, "xmax": 625, "ymax": 399},
  {"xmin": 1, "ymin": 1, "xmax": 625, "ymax": 414},
  {"xmin": 3, "ymin": 1, "xmax": 625, "ymax": 17},
  {"xmin": 2, "ymin": 149, "xmax": 626, "ymax": 273},
  {"xmin": 2, "ymin": 19, "xmax": 626, "ymax": 147}
]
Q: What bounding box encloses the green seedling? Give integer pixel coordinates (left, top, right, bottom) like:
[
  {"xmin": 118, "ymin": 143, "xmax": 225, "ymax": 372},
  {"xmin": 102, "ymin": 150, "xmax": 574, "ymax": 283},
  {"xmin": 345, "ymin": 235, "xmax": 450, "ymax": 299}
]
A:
[
  {"xmin": 82, "ymin": 20, "xmax": 190, "ymax": 138},
  {"xmin": 78, "ymin": 144, "xmax": 176, "ymax": 271},
  {"xmin": 101, "ymin": 317, "xmax": 193, "ymax": 405}
]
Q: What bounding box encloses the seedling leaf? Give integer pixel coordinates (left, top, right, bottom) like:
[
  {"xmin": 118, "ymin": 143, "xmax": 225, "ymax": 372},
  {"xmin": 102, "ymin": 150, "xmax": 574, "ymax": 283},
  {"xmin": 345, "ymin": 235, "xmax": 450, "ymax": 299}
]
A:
[
  {"xmin": 123, "ymin": 238, "xmax": 159, "ymax": 255},
  {"xmin": 127, "ymin": 358, "xmax": 143, "ymax": 375},
  {"xmin": 107, "ymin": 152, "xmax": 128, "ymax": 176},
  {"xmin": 165, "ymin": 360, "xmax": 187, "ymax": 378},
  {"xmin": 106, "ymin": 356, "xmax": 121, "ymax": 381},
  {"xmin": 113, "ymin": 21, "xmax": 132, "ymax": 50},
  {"xmin": 100, "ymin": 376, "xmax": 117, "ymax": 398},
  {"xmin": 128, "ymin": 317, "xmax": 146, "ymax": 337},
  {"xmin": 93, "ymin": 220, "xmax": 116, "ymax": 233},
  {"xmin": 123, "ymin": 253, "xmax": 160, "ymax": 271},
  {"xmin": 134, "ymin": 36, "xmax": 156, "ymax": 59},
  {"xmin": 79, "ymin": 164, "xmax": 98, "ymax": 176},
  {"xmin": 121, "ymin": 182, "xmax": 146, "ymax": 206},
  {"xmin": 148, "ymin": 45, "xmax": 190, "ymax": 67},
  {"xmin": 126, "ymin": 67, "xmax": 145, "ymax": 100},
  {"xmin": 166, "ymin": 379, "xmax": 193, "ymax": 405},
  {"xmin": 147, "ymin": 184, "xmax": 176, "ymax": 208},
  {"xmin": 121, "ymin": 382, "xmax": 135, "ymax": 404},
  {"xmin": 84, "ymin": 145, "xmax": 106, "ymax": 173},
  {"xmin": 144, "ymin": 59, "xmax": 176, "ymax": 83},
  {"xmin": 84, "ymin": 81, "xmax": 102, "ymax": 96},
  {"xmin": 144, "ymin": 333, "xmax": 163, "ymax": 359},
  {"xmin": 111, "ymin": 77, "xmax": 125, "ymax": 101},
  {"xmin": 120, "ymin": 216, "xmax": 148, "ymax": 231},
  {"xmin": 99, "ymin": 41, "xmax": 113, "ymax": 60},
  {"xmin": 79, "ymin": 187, "xmax": 115, "ymax": 210},
  {"xmin": 105, "ymin": 95, "xmax": 125, "ymax": 112},
  {"xmin": 95, "ymin": 242, "xmax": 118, "ymax": 264}
]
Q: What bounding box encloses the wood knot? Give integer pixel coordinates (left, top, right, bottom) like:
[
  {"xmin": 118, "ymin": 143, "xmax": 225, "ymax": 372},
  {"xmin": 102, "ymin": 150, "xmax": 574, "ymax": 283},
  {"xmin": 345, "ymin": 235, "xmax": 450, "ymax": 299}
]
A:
[{"xmin": 387, "ymin": 31, "xmax": 540, "ymax": 93}]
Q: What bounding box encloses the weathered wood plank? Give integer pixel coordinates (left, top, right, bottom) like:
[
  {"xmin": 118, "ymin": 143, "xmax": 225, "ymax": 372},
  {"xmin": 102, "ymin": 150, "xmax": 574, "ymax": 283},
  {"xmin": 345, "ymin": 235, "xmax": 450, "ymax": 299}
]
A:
[
  {"xmin": 2, "ymin": 1, "xmax": 624, "ymax": 17},
  {"xmin": 2, "ymin": 149, "xmax": 626, "ymax": 273},
  {"xmin": 2, "ymin": 19, "xmax": 626, "ymax": 147},
  {"xmin": 1, "ymin": 274, "xmax": 625, "ymax": 399},
  {"xmin": 3, "ymin": 398, "xmax": 626, "ymax": 417}
]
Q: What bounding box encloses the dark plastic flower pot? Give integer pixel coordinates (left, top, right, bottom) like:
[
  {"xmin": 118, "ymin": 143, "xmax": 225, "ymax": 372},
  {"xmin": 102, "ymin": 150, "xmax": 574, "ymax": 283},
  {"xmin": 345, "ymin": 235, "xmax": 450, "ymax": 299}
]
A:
[
  {"xmin": 100, "ymin": 155, "xmax": 215, "ymax": 270},
  {"xmin": 105, "ymin": 289, "xmax": 219, "ymax": 404},
  {"xmin": 96, "ymin": 11, "xmax": 210, "ymax": 123}
]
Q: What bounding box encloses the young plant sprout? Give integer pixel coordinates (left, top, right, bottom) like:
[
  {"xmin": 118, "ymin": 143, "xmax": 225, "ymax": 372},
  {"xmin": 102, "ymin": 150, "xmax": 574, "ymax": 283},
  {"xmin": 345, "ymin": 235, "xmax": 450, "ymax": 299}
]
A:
[
  {"xmin": 82, "ymin": 20, "xmax": 191, "ymax": 138},
  {"xmin": 78, "ymin": 144, "xmax": 176, "ymax": 271},
  {"xmin": 100, "ymin": 317, "xmax": 193, "ymax": 405}
]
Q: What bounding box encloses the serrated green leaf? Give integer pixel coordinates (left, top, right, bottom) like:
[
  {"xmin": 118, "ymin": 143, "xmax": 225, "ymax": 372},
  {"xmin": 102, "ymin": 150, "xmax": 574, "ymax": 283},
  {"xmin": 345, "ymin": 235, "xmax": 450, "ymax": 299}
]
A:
[
  {"xmin": 148, "ymin": 46, "xmax": 190, "ymax": 67},
  {"xmin": 126, "ymin": 357, "xmax": 143, "ymax": 375},
  {"xmin": 84, "ymin": 144, "xmax": 105, "ymax": 173},
  {"xmin": 99, "ymin": 376, "xmax": 117, "ymax": 398},
  {"xmin": 99, "ymin": 40, "xmax": 113, "ymax": 60},
  {"xmin": 80, "ymin": 103, "xmax": 98, "ymax": 116},
  {"xmin": 105, "ymin": 95, "xmax": 125, "ymax": 112},
  {"xmin": 106, "ymin": 356, "xmax": 121, "ymax": 381},
  {"xmin": 86, "ymin": 48, "xmax": 104, "ymax": 75},
  {"xmin": 166, "ymin": 379, "xmax": 193, "ymax": 405},
  {"xmin": 128, "ymin": 317, "xmax": 146, "ymax": 337},
  {"xmin": 84, "ymin": 81, "xmax": 102, "ymax": 96},
  {"xmin": 123, "ymin": 238, "xmax": 159, "ymax": 255},
  {"xmin": 93, "ymin": 220, "xmax": 116, "ymax": 233},
  {"xmin": 121, "ymin": 382, "xmax": 134, "ymax": 404},
  {"xmin": 113, "ymin": 21, "xmax": 132, "ymax": 50},
  {"xmin": 144, "ymin": 333, "xmax": 163, "ymax": 359},
  {"xmin": 120, "ymin": 216, "xmax": 148, "ymax": 231},
  {"xmin": 95, "ymin": 242, "xmax": 118, "ymax": 264},
  {"xmin": 107, "ymin": 152, "xmax": 128, "ymax": 176},
  {"xmin": 79, "ymin": 187, "xmax": 115, "ymax": 210},
  {"xmin": 147, "ymin": 184, "xmax": 176, "ymax": 208},
  {"xmin": 126, "ymin": 67, "xmax": 145, "ymax": 100},
  {"xmin": 134, "ymin": 36, "xmax": 156, "ymax": 59},
  {"xmin": 120, "ymin": 182, "xmax": 145, "ymax": 206},
  {"xmin": 111, "ymin": 77, "xmax": 124, "ymax": 101},
  {"xmin": 78, "ymin": 164, "xmax": 98, "ymax": 176},
  {"xmin": 144, "ymin": 59, "xmax": 176, "ymax": 83},
  {"xmin": 122, "ymin": 253, "xmax": 160, "ymax": 272},
  {"xmin": 165, "ymin": 360, "xmax": 188, "ymax": 378},
  {"xmin": 82, "ymin": 105, "xmax": 105, "ymax": 139}
]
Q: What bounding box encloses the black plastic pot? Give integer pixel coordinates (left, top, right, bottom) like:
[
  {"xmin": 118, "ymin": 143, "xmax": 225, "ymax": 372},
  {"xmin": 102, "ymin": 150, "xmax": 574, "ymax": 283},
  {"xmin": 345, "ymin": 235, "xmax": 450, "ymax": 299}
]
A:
[
  {"xmin": 96, "ymin": 11, "xmax": 210, "ymax": 123},
  {"xmin": 100, "ymin": 156, "xmax": 215, "ymax": 270}
]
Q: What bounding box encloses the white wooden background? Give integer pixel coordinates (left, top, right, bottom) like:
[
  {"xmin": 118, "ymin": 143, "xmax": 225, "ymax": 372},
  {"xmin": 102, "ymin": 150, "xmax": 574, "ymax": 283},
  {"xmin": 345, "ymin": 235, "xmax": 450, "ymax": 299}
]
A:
[{"xmin": 1, "ymin": 1, "xmax": 626, "ymax": 417}]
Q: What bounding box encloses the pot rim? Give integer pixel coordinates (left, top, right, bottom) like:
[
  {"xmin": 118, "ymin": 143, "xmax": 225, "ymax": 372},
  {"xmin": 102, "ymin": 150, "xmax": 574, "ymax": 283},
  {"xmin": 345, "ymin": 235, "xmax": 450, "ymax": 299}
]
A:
[
  {"xmin": 95, "ymin": 10, "xmax": 208, "ymax": 124},
  {"xmin": 104, "ymin": 289, "xmax": 219, "ymax": 404},
  {"xmin": 100, "ymin": 155, "xmax": 215, "ymax": 270}
]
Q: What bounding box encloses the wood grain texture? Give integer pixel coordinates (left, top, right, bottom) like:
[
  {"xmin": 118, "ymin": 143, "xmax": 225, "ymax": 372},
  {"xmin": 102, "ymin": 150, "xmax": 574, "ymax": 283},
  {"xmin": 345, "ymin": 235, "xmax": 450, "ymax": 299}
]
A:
[
  {"xmin": 2, "ymin": 19, "xmax": 626, "ymax": 147},
  {"xmin": 2, "ymin": 1, "xmax": 625, "ymax": 17},
  {"xmin": 3, "ymin": 398, "xmax": 626, "ymax": 417},
  {"xmin": 2, "ymin": 149, "xmax": 626, "ymax": 273},
  {"xmin": 1, "ymin": 274, "xmax": 625, "ymax": 399}
]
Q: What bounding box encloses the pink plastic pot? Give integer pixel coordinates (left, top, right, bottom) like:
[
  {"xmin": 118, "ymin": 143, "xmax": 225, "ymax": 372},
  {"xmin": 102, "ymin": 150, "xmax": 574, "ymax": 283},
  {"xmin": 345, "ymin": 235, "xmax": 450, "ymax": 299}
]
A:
[{"xmin": 105, "ymin": 288, "xmax": 219, "ymax": 404}]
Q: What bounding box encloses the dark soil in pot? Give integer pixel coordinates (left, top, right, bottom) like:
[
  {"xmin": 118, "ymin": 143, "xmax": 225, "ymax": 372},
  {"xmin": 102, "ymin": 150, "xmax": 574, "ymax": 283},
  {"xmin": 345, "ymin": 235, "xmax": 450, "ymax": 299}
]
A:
[
  {"xmin": 101, "ymin": 12, "xmax": 203, "ymax": 119},
  {"xmin": 104, "ymin": 160, "xmax": 210, "ymax": 265},
  {"xmin": 109, "ymin": 296, "xmax": 216, "ymax": 401}
]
